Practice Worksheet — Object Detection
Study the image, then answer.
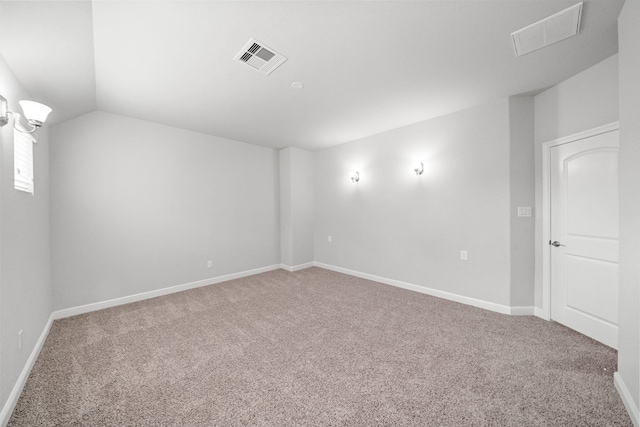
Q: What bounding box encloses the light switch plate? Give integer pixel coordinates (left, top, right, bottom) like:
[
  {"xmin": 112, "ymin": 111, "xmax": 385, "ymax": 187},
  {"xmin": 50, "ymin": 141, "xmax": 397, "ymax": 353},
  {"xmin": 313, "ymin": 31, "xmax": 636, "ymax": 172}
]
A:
[{"xmin": 517, "ymin": 207, "xmax": 532, "ymax": 217}]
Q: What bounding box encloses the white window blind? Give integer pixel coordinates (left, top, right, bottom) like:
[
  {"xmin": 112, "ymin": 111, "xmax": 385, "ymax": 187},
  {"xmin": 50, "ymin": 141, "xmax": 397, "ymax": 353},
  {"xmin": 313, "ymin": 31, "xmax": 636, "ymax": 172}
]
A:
[{"xmin": 14, "ymin": 131, "xmax": 35, "ymax": 194}]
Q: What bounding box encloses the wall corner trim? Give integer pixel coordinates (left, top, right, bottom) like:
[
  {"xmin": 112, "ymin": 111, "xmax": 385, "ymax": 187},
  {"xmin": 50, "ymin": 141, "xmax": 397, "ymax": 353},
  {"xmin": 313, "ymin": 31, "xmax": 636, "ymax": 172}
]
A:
[
  {"xmin": 280, "ymin": 262, "xmax": 315, "ymax": 272},
  {"xmin": 0, "ymin": 314, "xmax": 54, "ymax": 427},
  {"xmin": 313, "ymin": 262, "xmax": 533, "ymax": 316},
  {"xmin": 614, "ymin": 372, "xmax": 639, "ymax": 426}
]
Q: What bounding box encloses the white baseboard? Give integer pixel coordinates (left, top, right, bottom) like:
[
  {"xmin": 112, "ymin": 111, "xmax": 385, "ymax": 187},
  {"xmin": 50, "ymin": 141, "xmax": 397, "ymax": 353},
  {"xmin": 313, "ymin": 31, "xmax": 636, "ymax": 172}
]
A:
[
  {"xmin": 280, "ymin": 262, "xmax": 314, "ymax": 272},
  {"xmin": 52, "ymin": 264, "xmax": 282, "ymax": 320},
  {"xmin": 0, "ymin": 314, "xmax": 54, "ymax": 427},
  {"xmin": 614, "ymin": 372, "xmax": 639, "ymax": 426},
  {"xmin": 509, "ymin": 306, "xmax": 535, "ymax": 316},
  {"xmin": 313, "ymin": 262, "xmax": 531, "ymax": 316}
]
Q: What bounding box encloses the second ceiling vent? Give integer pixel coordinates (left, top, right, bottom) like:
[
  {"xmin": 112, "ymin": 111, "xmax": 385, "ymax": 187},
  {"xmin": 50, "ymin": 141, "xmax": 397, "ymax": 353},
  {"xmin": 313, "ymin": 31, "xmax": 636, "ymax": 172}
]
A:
[
  {"xmin": 511, "ymin": 2, "xmax": 583, "ymax": 57},
  {"xmin": 235, "ymin": 38, "xmax": 287, "ymax": 75}
]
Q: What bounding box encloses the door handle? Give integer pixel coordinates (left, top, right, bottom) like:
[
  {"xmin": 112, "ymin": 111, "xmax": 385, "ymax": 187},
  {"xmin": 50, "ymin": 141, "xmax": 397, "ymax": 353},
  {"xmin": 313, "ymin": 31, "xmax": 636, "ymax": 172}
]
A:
[{"xmin": 549, "ymin": 240, "xmax": 565, "ymax": 247}]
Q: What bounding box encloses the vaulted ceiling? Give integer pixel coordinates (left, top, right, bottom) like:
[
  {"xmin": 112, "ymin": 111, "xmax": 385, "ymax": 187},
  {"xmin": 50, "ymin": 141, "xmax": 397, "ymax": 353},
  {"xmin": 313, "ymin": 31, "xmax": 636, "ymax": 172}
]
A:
[{"xmin": 0, "ymin": 1, "xmax": 624, "ymax": 150}]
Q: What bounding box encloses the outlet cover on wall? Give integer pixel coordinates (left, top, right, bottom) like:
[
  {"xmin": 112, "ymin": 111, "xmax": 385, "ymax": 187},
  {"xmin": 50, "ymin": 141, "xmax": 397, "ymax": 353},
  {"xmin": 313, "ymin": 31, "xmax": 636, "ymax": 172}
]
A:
[
  {"xmin": 207, "ymin": 260, "xmax": 213, "ymax": 268},
  {"xmin": 460, "ymin": 250, "xmax": 468, "ymax": 261}
]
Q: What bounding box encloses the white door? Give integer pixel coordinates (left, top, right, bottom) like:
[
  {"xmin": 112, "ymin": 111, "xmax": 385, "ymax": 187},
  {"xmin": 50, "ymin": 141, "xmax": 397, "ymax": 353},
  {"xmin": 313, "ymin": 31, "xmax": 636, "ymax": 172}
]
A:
[{"xmin": 550, "ymin": 130, "xmax": 619, "ymax": 349}]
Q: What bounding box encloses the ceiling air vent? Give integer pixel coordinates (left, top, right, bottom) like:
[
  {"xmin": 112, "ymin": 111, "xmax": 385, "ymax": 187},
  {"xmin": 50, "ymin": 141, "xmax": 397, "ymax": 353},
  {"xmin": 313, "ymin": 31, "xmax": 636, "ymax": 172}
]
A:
[
  {"xmin": 511, "ymin": 2, "xmax": 583, "ymax": 57},
  {"xmin": 234, "ymin": 38, "xmax": 287, "ymax": 75}
]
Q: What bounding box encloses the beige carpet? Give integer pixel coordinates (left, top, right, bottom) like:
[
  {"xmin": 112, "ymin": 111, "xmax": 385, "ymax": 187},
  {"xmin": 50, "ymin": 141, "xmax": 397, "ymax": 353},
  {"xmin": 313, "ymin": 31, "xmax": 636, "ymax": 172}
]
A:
[{"xmin": 9, "ymin": 267, "xmax": 632, "ymax": 426}]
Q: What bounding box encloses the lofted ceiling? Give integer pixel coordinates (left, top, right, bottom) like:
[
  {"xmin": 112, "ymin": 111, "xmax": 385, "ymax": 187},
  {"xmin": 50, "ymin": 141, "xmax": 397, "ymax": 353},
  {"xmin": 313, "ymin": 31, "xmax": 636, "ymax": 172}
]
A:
[{"xmin": 0, "ymin": 1, "xmax": 624, "ymax": 150}]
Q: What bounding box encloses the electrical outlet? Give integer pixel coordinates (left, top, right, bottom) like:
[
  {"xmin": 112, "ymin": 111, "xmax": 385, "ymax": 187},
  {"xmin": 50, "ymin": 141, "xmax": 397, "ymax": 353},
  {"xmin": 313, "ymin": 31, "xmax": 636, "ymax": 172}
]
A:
[
  {"xmin": 18, "ymin": 330, "xmax": 23, "ymax": 350},
  {"xmin": 207, "ymin": 260, "xmax": 213, "ymax": 268},
  {"xmin": 328, "ymin": 235, "xmax": 332, "ymax": 243},
  {"xmin": 460, "ymin": 250, "xmax": 468, "ymax": 261}
]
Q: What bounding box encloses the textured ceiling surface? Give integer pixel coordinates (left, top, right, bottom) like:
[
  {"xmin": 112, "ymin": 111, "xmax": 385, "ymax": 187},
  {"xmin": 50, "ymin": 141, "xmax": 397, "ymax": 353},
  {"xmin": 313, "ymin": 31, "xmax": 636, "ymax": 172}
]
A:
[{"xmin": 0, "ymin": 1, "xmax": 623, "ymax": 150}]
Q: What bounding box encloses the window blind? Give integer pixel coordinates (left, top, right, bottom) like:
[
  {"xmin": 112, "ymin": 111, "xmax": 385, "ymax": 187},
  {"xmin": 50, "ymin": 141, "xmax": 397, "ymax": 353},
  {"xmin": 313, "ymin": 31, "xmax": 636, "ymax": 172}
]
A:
[{"xmin": 14, "ymin": 131, "xmax": 35, "ymax": 194}]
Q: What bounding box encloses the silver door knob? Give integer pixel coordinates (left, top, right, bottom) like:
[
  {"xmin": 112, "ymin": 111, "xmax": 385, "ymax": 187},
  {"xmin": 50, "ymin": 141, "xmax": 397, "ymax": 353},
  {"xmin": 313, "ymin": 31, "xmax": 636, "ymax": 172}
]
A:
[{"xmin": 550, "ymin": 240, "xmax": 565, "ymax": 247}]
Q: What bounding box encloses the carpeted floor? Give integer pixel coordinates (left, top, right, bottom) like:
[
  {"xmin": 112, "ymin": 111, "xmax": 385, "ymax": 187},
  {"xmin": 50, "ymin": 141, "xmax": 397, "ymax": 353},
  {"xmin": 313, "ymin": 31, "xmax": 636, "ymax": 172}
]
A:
[{"xmin": 9, "ymin": 267, "xmax": 632, "ymax": 426}]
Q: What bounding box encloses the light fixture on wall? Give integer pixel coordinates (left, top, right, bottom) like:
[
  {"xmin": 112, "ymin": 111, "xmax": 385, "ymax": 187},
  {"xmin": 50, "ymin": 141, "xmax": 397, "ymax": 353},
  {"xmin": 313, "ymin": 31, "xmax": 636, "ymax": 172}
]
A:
[
  {"xmin": 350, "ymin": 171, "xmax": 360, "ymax": 183},
  {"xmin": 413, "ymin": 161, "xmax": 424, "ymax": 175},
  {"xmin": 0, "ymin": 95, "xmax": 52, "ymax": 142}
]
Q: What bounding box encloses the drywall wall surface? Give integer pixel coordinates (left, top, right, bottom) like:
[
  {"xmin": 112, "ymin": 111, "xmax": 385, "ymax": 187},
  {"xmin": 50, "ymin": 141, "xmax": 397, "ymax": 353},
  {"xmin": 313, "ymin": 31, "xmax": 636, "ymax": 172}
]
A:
[
  {"xmin": 280, "ymin": 147, "xmax": 314, "ymax": 268},
  {"xmin": 0, "ymin": 53, "xmax": 52, "ymax": 409},
  {"xmin": 533, "ymin": 54, "xmax": 619, "ymax": 308},
  {"xmin": 290, "ymin": 148, "xmax": 314, "ymax": 266},
  {"xmin": 508, "ymin": 96, "xmax": 535, "ymax": 307},
  {"xmin": 314, "ymin": 98, "xmax": 513, "ymax": 306},
  {"xmin": 617, "ymin": 0, "xmax": 640, "ymax": 412},
  {"xmin": 535, "ymin": 54, "xmax": 619, "ymax": 145},
  {"xmin": 279, "ymin": 148, "xmax": 293, "ymax": 266},
  {"xmin": 51, "ymin": 111, "xmax": 279, "ymax": 310}
]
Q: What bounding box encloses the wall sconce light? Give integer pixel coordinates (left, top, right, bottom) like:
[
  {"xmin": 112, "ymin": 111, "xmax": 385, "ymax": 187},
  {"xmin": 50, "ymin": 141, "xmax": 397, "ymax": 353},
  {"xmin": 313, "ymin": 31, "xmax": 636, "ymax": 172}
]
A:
[
  {"xmin": 350, "ymin": 171, "xmax": 360, "ymax": 183},
  {"xmin": 0, "ymin": 95, "xmax": 52, "ymax": 142},
  {"xmin": 413, "ymin": 161, "xmax": 424, "ymax": 175}
]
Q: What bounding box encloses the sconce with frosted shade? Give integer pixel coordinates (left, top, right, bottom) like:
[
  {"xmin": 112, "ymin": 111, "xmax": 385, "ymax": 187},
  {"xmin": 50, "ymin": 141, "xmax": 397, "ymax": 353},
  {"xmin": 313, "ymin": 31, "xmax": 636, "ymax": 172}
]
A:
[
  {"xmin": 0, "ymin": 95, "xmax": 52, "ymax": 142},
  {"xmin": 350, "ymin": 171, "xmax": 360, "ymax": 183},
  {"xmin": 413, "ymin": 161, "xmax": 424, "ymax": 175}
]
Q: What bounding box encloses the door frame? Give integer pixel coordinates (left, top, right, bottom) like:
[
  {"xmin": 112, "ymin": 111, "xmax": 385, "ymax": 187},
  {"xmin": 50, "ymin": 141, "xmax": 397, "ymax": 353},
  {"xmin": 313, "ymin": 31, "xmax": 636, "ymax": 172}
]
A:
[{"xmin": 540, "ymin": 121, "xmax": 619, "ymax": 321}]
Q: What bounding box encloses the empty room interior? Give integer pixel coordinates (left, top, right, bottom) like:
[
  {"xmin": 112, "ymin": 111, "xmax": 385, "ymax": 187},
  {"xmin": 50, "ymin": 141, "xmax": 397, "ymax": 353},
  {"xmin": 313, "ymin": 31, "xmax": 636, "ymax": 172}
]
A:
[{"xmin": 0, "ymin": 0, "xmax": 639, "ymax": 425}]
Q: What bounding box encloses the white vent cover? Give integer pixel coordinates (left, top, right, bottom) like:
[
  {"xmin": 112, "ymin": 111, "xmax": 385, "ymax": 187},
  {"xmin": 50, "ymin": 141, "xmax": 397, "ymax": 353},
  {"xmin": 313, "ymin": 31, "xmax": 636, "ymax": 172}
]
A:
[
  {"xmin": 511, "ymin": 2, "xmax": 583, "ymax": 57},
  {"xmin": 234, "ymin": 38, "xmax": 287, "ymax": 75}
]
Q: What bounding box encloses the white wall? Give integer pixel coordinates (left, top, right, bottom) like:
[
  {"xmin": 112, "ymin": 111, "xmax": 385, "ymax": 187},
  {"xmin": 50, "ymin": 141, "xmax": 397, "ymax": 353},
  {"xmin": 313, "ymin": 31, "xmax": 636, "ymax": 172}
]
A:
[
  {"xmin": 314, "ymin": 97, "xmax": 534, "ymax": 309},
  {"xmin": 0, "ymin": 54, "xmax": 52, "ymax": 413},
  {"xmin": 618, "ymin": 0, "xmax": 640, "ymax": 416},
  {"xmin": 509, "ymin": 96, "xmax": 535, "ymax": 307},
  {"xmin": 279, "ymin": 148, "xmax": 293, "ymax": 266},
  {"xmin": 50, "ymin": 111, "xmax": 280, "ymax": 310},
  {"xmin": 534, "ymin": 54, "xmax": 619, "ymax": 145},
  {"xmin": 280, "ymin": 147, "xmax": 314, "ymax": 269},
  {"xmin": 290, "ymin": 148, "xmax": 314, "ymax": 267},
  {"xmin": 533, "ymin": 54, "xmax": 619, "ymax": 308}
]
